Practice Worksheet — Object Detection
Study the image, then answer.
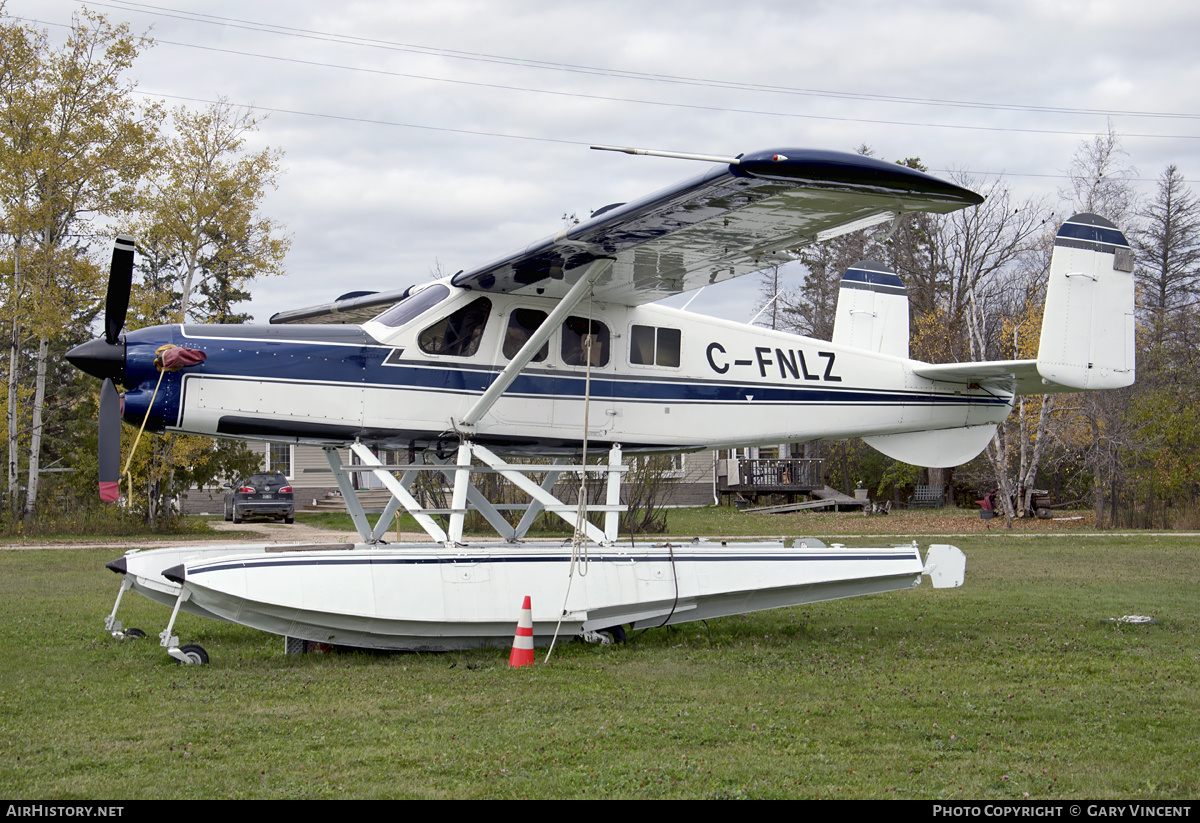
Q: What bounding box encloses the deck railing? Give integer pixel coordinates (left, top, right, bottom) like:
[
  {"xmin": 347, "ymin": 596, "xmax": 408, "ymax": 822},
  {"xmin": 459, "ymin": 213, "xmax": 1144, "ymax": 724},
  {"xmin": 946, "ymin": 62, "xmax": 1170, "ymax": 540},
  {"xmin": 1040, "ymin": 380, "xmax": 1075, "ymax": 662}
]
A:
[{"xmin": 721, "ymin": 458, "xmax": 824, "ymax": 490}]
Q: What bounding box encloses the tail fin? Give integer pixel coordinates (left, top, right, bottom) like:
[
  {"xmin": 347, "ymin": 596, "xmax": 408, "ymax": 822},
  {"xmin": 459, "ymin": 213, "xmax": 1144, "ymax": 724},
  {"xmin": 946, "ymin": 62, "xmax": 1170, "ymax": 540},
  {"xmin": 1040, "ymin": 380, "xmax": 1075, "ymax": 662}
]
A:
[
  {"xmin": 1037, "ymin": 213, "xmax": 1135, "ymax": 390},
  {"xmin": 831, "ymin": 260, "xmax": 909, "ymax": 358}
]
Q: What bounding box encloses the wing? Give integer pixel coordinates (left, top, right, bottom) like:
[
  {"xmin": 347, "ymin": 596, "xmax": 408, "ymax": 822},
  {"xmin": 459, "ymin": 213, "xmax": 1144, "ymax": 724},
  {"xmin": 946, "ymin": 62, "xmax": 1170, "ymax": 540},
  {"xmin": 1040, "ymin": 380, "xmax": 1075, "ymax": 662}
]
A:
[
  {"xmin": 451, "ymin": 148, "xmax": 983, "ymax": 306},
  {"xmin": 270, "ymin": 287, "xmax": 414, "ymax": 325}
]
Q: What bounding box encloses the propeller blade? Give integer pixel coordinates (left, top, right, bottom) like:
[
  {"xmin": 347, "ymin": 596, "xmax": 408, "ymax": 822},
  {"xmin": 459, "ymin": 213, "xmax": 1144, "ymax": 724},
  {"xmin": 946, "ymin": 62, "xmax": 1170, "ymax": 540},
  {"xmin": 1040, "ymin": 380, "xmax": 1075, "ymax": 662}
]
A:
[
  {"xmin": 104, "ymin": 236, "xmax": 135, "ymax": 346},
  {"xmin": 98, "ymin": 377, "xmax": 121, "ymax": 502}
]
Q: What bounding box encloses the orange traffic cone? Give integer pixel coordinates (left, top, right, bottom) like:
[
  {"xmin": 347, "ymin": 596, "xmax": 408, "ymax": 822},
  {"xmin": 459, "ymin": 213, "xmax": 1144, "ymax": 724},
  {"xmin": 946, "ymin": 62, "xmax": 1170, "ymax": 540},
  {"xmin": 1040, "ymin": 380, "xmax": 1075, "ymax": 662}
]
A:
[{"xmin": 508, "ymin": 595, "xmax": 535, "ymax": 668}]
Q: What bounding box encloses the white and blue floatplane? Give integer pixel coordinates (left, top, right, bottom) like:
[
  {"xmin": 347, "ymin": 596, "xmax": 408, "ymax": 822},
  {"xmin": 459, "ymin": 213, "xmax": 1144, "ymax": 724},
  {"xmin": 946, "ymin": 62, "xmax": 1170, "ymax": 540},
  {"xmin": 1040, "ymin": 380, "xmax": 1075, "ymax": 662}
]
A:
[{"xmin": 73, "ymin": 147, "xmax": 1135, "ymax": 663}]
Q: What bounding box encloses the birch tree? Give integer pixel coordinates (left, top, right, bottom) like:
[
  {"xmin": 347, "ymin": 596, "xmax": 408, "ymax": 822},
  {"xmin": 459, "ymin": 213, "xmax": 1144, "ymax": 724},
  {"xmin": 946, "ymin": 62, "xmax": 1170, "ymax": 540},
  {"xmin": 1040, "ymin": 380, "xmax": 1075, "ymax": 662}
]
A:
[
  {"xmin": 0, "ymin": 6, "xmax": 159, "ymax": 518},
  {"xmin": 131, "ymin": 100, "xmax": 289, "ymax": 323}
]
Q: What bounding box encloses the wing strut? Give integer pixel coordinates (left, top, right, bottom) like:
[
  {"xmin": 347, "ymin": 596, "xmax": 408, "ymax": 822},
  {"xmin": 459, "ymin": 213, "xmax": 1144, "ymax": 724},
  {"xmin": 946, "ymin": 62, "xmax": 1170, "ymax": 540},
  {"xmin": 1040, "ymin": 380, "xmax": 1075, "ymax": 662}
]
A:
[{"xmin": 458, "ymin": 257, "xmax": 615, "ymax": 429}]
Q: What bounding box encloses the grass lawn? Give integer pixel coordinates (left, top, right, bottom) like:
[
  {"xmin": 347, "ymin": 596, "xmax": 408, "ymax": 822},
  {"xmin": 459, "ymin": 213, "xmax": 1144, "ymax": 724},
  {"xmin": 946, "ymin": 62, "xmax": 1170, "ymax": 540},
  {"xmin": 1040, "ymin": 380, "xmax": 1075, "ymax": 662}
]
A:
[{"xmin": 1, "ymin": 533, "xmax": 1197, "ymax": 799}]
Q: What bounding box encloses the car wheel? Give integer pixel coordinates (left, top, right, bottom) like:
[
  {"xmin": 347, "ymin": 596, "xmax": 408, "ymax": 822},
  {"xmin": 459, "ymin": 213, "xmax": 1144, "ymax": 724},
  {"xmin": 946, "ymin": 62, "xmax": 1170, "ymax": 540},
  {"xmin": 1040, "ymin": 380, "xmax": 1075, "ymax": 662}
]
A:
[
  {"xmin": 223, "ymin": 502, "xmax": 232, "ymax": 522},
  {"xmin": 232, "ymin": 506, "xmax": 243, "ymax": 524},
  {"xmin": 284, "ymin": 513, "xmax": 294, "ymax": 524}
]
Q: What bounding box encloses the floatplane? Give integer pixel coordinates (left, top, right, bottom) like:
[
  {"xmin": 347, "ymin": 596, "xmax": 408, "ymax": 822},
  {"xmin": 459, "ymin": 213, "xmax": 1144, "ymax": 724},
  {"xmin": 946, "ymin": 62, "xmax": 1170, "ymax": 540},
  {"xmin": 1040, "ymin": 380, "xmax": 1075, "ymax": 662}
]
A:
[{"xmin": 69, "ymin": 147, "xmax": 1134, "ymax": 664}]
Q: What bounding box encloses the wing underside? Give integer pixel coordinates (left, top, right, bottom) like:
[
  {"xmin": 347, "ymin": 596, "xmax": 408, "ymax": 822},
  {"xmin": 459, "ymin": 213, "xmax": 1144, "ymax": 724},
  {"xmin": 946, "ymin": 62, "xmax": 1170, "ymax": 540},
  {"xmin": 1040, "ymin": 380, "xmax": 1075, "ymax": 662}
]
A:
[
  {"xmin": 271, "ymin": 148, "xmax": 983, "ymax": 323},
  {"xmin": 450, "ymin": 148, "xmax": 983, "ymax": 307}
]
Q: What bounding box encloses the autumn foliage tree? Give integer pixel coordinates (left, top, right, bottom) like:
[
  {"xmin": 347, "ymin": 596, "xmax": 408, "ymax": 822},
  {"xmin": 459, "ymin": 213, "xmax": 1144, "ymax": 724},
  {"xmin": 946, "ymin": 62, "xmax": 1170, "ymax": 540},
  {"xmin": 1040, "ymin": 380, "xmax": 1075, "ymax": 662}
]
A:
[
  {"xmin": 118, "ymin": 101, "xmax": 288, "ymax": 523},
  {"xmin": 0, "ymin": 5, "xmax": 159, "ymax": 519},
  {"xmin": 130, "ymin": 100, "xmax": 289, "ymax": 323},
  {"xmin": 1, "ymin": 9, "xmax": 285, "ymax": 529}
]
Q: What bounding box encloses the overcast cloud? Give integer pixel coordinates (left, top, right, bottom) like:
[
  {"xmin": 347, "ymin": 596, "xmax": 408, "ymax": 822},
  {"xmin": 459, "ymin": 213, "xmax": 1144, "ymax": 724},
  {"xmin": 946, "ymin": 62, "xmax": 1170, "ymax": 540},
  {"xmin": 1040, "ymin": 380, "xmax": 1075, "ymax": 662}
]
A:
[{"xmin": 6, "ymin": 0, "xmax": 1199, "ymax": 322}]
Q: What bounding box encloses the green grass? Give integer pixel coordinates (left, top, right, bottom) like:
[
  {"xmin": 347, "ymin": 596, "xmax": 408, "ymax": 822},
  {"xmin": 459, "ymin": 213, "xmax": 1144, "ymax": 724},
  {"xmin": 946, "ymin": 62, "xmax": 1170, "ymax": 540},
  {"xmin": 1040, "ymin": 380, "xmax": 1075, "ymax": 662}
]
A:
[
  {"xmin": 1, "ymin": 535, "xmax": 1197, "ymax": 798},
  {"xmin": 0, "ymin": 510, "xmax": 217, "ymax": 543}
]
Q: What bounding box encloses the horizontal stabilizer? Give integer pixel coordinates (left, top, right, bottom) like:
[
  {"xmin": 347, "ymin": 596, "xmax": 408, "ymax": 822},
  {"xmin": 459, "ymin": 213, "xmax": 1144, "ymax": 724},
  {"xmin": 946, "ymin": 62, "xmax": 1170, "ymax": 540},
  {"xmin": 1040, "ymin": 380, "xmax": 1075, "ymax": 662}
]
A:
[
  {"xmin": 831, "ymin": 260, "xmax": 909, "ymax": 358},
  {"xmin": 1036, "ymin": 213, "xmax": 1135, "ymax": 390},
  {"xmin": 913, "ymin": 359, "xmax": 1060, "ymax": 395}
]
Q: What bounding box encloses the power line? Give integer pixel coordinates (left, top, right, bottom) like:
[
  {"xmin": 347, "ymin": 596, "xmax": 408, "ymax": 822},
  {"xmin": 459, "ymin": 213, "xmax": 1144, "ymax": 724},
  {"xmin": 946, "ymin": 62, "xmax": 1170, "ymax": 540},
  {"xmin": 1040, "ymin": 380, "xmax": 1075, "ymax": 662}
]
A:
[
  {"xmin": 7, "ymin": 7, "xmax": 1192, "ymax": 183},
  {"xmin": 80, "ymin": 0, "xmax": 1200, "ymax": 122},
  {"xmin": 12, "ymin": 7, "xmax": 1199, "ymax": 142},
  {"xmin": 139, "ymin": 92, "xmax": 1167, "ymax": 183},
  {"xmin": 146, "ymin": 38, "xmax": 1200, "ymax": 141}
]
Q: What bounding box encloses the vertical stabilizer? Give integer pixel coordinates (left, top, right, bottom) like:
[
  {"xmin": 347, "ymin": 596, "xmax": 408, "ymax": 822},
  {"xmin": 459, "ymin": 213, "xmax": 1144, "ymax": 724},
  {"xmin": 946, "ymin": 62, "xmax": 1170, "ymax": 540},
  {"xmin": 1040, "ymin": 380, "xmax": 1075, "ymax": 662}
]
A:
[
  {"xmin": 1037, "ymin": 214, "xmax": 1135, "ymax": 390},
  {"xmin": 831, "ymin": 260, "xmax": 909, "ymax": 358}
]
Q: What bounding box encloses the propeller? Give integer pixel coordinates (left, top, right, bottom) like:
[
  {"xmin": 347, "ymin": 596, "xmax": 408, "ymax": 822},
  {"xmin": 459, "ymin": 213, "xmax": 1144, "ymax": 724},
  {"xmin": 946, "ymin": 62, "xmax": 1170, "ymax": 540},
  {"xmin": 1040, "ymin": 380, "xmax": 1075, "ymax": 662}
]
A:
[
  {"xmin": 73, "ymin": 236, "xmax": 205, "ymax": 502},
  {"xmin": 70, "ymin": 236, "xmax": 135, "ymax": 502},
  {"xmin": 98, "ymin": 377, "xmax": 121, "ymax": 502},
  {"xmin": 105, "ymin": 236, "xmax": 135, "ymax": 345}
]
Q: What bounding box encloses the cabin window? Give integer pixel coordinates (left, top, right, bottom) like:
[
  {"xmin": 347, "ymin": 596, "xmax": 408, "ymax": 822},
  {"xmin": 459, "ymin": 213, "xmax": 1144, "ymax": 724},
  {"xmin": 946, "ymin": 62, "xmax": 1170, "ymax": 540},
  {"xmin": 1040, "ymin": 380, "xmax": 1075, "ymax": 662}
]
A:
[
  {"xmin": 374, "ymin": 284, "xmax": 450, "ymax": 328},
  {"xmin": 418, "ymin": 297, "xmax": 493, "ymax": 357},
  {"xmin": 503, "ymin": 308, "xmax": 549, "ymax": 362},
  {"xmin": 629, "ymin": 325, "xmax": 681, "ymax": 367},
  {"xmin": 561, "ymin": 316, "xmax": 610, "ymax": 367}
]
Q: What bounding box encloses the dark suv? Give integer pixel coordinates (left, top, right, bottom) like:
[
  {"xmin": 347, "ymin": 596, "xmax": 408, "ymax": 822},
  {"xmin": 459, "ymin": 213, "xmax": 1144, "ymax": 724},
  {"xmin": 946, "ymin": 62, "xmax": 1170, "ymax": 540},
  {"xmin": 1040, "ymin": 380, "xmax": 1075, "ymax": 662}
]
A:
[{"xmin": 224, "ymin": 473, "xmax": 295, "ymax": 523}]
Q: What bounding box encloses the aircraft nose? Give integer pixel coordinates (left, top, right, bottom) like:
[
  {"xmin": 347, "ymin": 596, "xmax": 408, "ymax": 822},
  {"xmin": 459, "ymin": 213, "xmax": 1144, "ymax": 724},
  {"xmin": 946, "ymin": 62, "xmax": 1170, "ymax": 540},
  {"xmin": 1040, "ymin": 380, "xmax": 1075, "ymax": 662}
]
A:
[{"xmin": 67, "ymin": 337, "xmax": 126, "ymax": 382}]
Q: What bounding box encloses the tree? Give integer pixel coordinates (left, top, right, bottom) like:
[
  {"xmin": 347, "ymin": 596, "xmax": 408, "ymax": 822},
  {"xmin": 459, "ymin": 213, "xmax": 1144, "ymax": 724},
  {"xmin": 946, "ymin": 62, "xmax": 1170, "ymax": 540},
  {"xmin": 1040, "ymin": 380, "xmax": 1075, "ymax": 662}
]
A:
[
  {"xmin": 1059, "ymin": 121, "xmax": 1139, "ymax": 226},
  {"xmin": 621, "ymin": 455, "xmax": 678, "ymax": 534},
  {"xmin": 753, "ymin": 264, "xmax": 785, "ymax": 330},
  {"xmin": 1117, "ymin": 167, "xmax": 1200, "ymax": 524},
  {"xmin": 131, "ymin": 100, "xmax": 289, "ymax": 323},
  {"xmin": 0, "ymin": 5, "xmax": 159, "ymax": 519},
  {"xmin": 1134, "ymin": 165, "xmax": 1200, "ymax": 352},
  {"xmin": 117, "ymin": 101, "xmax": 289, "ymax": 524}
]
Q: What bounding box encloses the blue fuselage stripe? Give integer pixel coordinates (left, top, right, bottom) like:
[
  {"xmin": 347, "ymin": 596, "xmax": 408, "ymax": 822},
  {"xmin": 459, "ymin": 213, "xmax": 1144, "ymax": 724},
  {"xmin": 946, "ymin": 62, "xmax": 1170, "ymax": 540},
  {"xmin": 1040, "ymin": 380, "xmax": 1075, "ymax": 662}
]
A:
[{"xmin": 119, "ymin": 326, "xmax": 1008, "ymax": 430}]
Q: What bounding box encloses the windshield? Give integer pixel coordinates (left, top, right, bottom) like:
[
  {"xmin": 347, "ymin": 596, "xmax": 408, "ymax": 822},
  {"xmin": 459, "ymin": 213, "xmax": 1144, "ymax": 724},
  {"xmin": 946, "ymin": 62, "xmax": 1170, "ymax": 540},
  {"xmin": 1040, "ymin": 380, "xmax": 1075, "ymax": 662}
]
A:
[{"xmin": 373, "ymin": 284, "xmax": 450, "ymax": 328}]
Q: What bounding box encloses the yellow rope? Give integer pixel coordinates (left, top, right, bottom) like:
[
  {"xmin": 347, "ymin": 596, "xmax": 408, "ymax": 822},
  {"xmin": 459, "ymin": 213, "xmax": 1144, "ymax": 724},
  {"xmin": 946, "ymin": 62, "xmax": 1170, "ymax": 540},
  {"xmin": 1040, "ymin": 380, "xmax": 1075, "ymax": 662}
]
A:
[{"xmin": 119, "ymin": 344, "xmax": 176, "ymax": 505}]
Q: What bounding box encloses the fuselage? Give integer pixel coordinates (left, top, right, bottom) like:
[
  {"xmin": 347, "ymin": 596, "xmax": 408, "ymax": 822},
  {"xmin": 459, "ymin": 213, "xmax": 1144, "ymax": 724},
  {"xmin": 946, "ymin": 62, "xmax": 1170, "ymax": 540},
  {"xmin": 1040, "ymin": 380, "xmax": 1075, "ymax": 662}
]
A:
[{"xmin": 113, "ymin": 281, "xmax": 1012, "ymax": 454}]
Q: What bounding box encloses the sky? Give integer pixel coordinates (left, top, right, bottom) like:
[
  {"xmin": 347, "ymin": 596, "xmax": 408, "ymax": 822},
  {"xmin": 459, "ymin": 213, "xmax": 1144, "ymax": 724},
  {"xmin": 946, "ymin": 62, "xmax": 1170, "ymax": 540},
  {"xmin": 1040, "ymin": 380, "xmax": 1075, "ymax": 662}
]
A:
[{"xmin": 6, "ymin": 0, "xmax": 1200, "ymax": 323}]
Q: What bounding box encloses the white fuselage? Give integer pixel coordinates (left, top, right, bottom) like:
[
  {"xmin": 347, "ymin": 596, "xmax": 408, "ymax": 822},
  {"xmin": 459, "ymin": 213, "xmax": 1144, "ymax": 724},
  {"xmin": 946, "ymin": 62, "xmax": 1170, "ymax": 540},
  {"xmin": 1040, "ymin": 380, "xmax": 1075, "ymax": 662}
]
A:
[{"xmin": 146, "ymin": 284, "xmax": 1011, "ymax": 454}]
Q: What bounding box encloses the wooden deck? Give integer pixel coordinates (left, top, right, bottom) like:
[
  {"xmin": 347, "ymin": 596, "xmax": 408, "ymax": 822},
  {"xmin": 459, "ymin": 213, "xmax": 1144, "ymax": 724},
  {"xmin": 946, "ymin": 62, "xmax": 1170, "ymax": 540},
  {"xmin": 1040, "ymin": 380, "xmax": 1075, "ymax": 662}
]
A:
[{"xmin": 741, "ymin": 486, "xmax": 867, "ymax": 514}]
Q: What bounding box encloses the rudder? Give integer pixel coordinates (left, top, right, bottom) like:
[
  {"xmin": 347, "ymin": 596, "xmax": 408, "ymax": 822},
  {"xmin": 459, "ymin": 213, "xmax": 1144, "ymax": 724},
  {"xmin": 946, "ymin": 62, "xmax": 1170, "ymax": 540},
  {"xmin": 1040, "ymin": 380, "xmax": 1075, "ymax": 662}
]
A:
[
  {"xmin": 831, "ymin": 260, "xmax": 909, "ymax": 358},
  {"xmin": 1037, "ymin": 213, "xmax": 1135, "ymax": 390}
]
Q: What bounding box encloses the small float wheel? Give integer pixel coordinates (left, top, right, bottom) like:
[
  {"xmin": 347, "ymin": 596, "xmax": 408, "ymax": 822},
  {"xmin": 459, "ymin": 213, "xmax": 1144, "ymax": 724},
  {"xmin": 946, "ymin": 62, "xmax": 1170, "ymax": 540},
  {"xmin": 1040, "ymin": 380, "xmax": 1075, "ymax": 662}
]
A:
[
  {"xmin": 125, "ymin": 627, "xmax": 146, "ymax": 639},
  {"xmin": 601, "ymin": 625, "xmax": 626, "ymax": 645},
  {"xmin": 176, "ymin": 644, "xmax": 209, "ymax": 665}
]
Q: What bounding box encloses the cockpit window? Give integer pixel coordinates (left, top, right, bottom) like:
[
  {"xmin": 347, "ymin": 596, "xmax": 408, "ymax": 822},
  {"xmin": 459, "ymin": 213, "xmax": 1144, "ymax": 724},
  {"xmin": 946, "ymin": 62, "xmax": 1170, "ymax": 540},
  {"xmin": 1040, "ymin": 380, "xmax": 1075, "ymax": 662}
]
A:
[
  {"xmin": 373, "ymin": 284, "xmax": 450, "ymax": 328},
  {"xmin": 418, "ymin": 297, "xmax": 493, "ymax": 357}
]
